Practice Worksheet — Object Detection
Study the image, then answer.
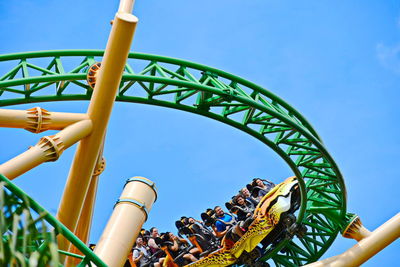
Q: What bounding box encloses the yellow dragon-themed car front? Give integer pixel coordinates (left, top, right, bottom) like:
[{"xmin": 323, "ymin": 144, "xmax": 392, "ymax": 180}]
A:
[{"xmin": 186, "ymin": 176, "xmax": 300, "ymax": 267}]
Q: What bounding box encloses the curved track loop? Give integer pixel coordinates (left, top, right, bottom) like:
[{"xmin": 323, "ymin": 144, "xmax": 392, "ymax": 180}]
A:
[{"xmin": 0, "ymin": 50, "xmax": 346, "ymax": 265}]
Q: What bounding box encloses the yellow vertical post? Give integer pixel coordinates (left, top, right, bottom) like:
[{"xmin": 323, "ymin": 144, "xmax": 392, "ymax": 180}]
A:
[
  {"xmin": 74, "ymin": 174, "xmax": 100, "ymax": 242},
  {"xmin": 66, "ymin": 176, "xmax": 99, "ymax": 265},
  {"xmin": 118, "ymin": 0, "xmax": 135, "ymax": 13},
  {"xmin": 66, "ymin": 155, "xmax": 105, "ymax": 266},
  {"xmin": 74, "ymin": 158, "xmax": 105, "ymax": 243},
  {"xmin": 56, "ymin": 5, "xmax": 138, "ymax": 252},
  {"xmin": 94, "ymin": 177, "xmax": 157, "ymax": 267}
]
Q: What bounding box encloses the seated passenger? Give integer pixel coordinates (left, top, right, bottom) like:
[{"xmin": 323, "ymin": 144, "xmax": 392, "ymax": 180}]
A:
[
  {"xmin": 132, "ymin": 236, "xmax": 160, "ymax": 267},
  {"xmin": 184, "ymin": 216, "xmax": 219, "ymax": 253},
  {"xmin": 240, "ymin": 187, "xmax": 259, "ymax": 206},
  {"xmin": 148, "ymin": 227, "xmax": 160, "ymax": 254},
  {"xmin": 147, "ymin": 227, "xmax": 165, "ymax": 265},
  {"xmin": 187, "ymin": 217, "xmax": 204, "ymax": 226},
  {"xmin": 186, "ymin": 217, "xmax": 215, "ymax": 239},
  {"xmin": 212, "ymin": 206, "xmax": 236, "ymax": 238},
  {"xmin": 162, "ymin": 232, "xmax": 198, "ymax": 266},
  {"xmin": 140, "ymin": 229, "xmax": 151, "ymax": 247},
  {"xmin": 251, "ymin": 178, "xmax": 275, "ymax": 200},
  {"xmin": 233, "ymin": 194, "xmax": 255, "ymax": 222}
]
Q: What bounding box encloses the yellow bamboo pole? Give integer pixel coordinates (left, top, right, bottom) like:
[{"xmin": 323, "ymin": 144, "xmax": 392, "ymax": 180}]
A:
[
  {"xmin": 56, "ymin": 4, "xmax": 138, "ymax": 252},
  {"xmin": 74, "ymin": 158, "xmax": 105, "ymax": 243},
  {"xmin": 66, "ymin": 175, "xmax": 100, "ymax": 265},
  {"xmin": 0, "ymin": 119, "xmax": 92, "ymax": 180},
  {"xmin": 118, "ymin": 0, "xmax": 135, "ymax": 13},
  {"xmin": 0, "ymin": 107, "xmax": 88, "ymax": 133},
  {"xmin": 66, "ymin": 154, "xmax": 105, "ymax": 266},
  {"xmin": 303, "ymin": 213, "xmax": 400, "ymax": 267},
  {"xmin": 94, "ymin": 177, "xmax": 157, "ymax": 267}
]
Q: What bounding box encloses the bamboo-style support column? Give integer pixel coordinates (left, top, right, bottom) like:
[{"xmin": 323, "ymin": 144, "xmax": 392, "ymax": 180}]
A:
[
  {"xmin": 66, "ymin": 154, "xmax": 105, "ymax": 266},
  {"xmin": 118, "ymin": 0, "xmax": 135, "ymax": 13},
  {"xmin": 56, "ymin": 1, "xmax": 138, "ymax": 252},
  {"xmin": 74, "ymin": 158, "xmax": 105, "ymax": 243},
  {"xmin": 303, "ymin": 213, "xmax": 400, "ymax": 267},
  {"xmin": 0, "ymin": 119, "xmax": 92, "ymax": 180},
  {"xmin": 94, "ymin": 177, "xmax": 157, "ymax": 267},
  {"xmin": 0, "ymin": 107, "xmax": 88, "ymax": 133}
]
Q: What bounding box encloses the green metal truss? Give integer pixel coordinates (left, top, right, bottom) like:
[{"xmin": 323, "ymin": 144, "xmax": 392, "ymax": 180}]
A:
[{"xmin": 0, "ymin": 50, "xmax": 347, "ymax": 266}]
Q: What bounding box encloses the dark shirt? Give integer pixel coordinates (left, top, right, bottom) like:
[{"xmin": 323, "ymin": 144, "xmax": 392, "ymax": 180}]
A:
[
  {"xmin": 236, "ymin": 204, "xmax": 254, "ymax": 221},
  {"xmin": 168, "ymin": 239, "xmax": 188, "ymax": 264},
  {"xmin": 258, "ymin": 182, "xmax": 275, "ymax": 198}
]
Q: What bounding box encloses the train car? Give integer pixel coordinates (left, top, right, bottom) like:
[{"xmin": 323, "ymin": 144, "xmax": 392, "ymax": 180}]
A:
[{"xmin": 186, "ymin": 176, "xmax": 303, "ymax": 267}]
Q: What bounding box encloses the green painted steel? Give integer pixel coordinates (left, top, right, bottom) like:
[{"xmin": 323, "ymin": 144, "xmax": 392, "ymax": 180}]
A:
[
  {"xmin": 0, "ymin": 50, "xmax": 347, "ymax": 266},
  {"xmin": 0, "ymin": 174, "xmax": 107, "ymax": 266}
]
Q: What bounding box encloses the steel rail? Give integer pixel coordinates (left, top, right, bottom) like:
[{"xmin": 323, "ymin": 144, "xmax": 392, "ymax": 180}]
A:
[
  {"xmin": 0, "ymin": 50, "xmax": 321, "ymax": 141},
  {"xmin": 0, "ymin": 174, "xmax": 107, "ymax": 267},
  {"xmin": 0, "ymin": 51, "xmax": 347, "ymax": 265}
]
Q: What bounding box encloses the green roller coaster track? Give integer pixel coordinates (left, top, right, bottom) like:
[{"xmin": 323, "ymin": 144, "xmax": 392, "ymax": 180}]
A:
[{"xmin": 0, "ymin": 50, "xmax": 349, "ymax": 266}]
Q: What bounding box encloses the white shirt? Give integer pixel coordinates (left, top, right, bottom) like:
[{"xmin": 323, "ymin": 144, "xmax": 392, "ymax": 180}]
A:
[{"xmin": 132, "ymin": 246, "xmax": 149, "ymax": 266}]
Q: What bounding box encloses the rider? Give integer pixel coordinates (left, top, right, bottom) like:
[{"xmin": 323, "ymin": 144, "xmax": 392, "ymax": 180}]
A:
[
  {"xmin": 132, "ymin": 236, "xmax": 160, "ymax": 267},
  {"xmin": 164, "ymin": 232, "xmax": 198, "ymax": 265},
  {"xmin": 233, "ymin": 194, "xmax": 255, "ymax": 222},
  {"xmin": 187, "ymin": 217, "xmax": 204, "ymax": 226},
  {"xmin": 240, "ymin": 187, "xmax": 259, "ymax": 206},
  {"xmin": 187, "ymin": 216, "xmax": 219, "ymax": 249},
  {"xmin": 212, "ymin": 206, "xmax": 236, "ymax": 238},
  {"xmin": 147, "ymin": 227, "xmax": 165, "ymax": 265},
  {"xmin": 252, "ymin": 178, "xmax": 275, "ymax": 200},
  {"xmin": 148, "ymin": 227, "xmax": 161, "ymax": 254}
]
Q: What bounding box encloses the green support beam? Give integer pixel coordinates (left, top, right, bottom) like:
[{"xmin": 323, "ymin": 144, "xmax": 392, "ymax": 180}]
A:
[{"xmin": 0, "ymin": 174, "xmax": 107, "ymax": 266}]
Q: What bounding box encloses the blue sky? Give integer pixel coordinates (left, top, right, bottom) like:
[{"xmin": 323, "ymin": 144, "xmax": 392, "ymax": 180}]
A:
[{"xmin": 0, "ymin": 0, "xmax": 399, "ymax": 265}]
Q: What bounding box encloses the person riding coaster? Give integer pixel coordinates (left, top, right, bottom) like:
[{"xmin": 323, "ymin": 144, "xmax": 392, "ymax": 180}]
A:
[
  {"xmin": 154, "ymin": 232, "xmax": 198, "ymax": 267},
  {"xmin": 186, "ymin": 176, "xmax": 303, "ymax": 267},
  {"xmin": 222, "ymin": 197, "xmax": 257, "ymax": 245},
  {"xmin": 240, "ymin": 187, "xmax": 259, "ymax": 206},
  {"xmin": 226, "ymin": 194, "xmax": 255, "ymax": 222},
  {"xmin": 128, "ymin": 236, "xmax": 163, "ymax": 267},
  {"xmin": 247, "ymin": 178, "xmax": 276, "ymax": 201},
  {"xmin": 211, "ymin": 206, "xmax": 237, "ymax": 239},
  {"xmin": 175, "ymin": 218, "xmax": 219, "ymax": 257}
]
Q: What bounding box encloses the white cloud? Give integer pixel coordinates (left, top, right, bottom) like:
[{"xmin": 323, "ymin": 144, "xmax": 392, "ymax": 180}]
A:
[{"xmin": 376, "ymin": 43, "xmax": 400, "ymax": 74}]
